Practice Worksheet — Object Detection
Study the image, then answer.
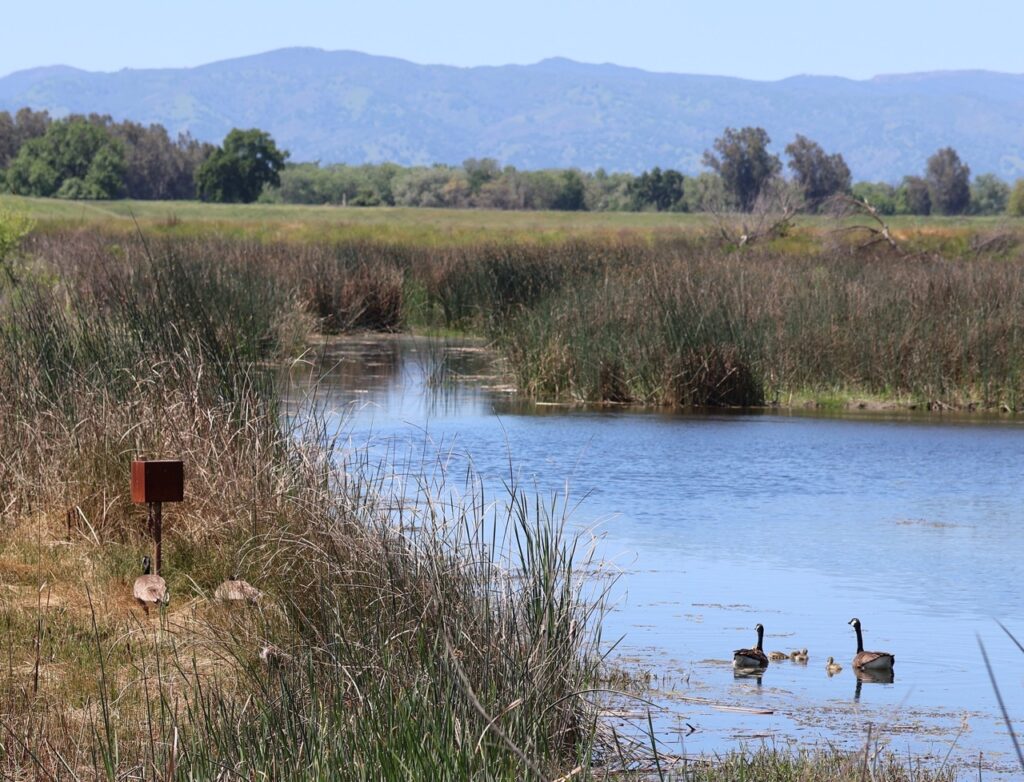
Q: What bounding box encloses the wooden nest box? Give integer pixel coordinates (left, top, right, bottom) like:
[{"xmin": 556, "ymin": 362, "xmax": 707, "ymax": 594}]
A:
[{"xmin": 131, "ymin": 460, "xmax": 184, "ymax": 504}]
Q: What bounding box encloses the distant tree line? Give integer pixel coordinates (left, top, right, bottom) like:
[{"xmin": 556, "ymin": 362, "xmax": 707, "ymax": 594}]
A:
[
  {"xmin": 0, "ymin": 108, "xmax": 212, "ymax": 199},
  {"xmin": 266, "ymin": 140, "xmax": 1020, "ymax": 217},
  {"xmin": 2, "ymin": 107, "xmax": 1023, "ymax": 216},
  {"xmin": 264, "ymin": 127, "xmax": 1022, "ymax": 216},
  {"xmin": 0, "ymin": 109, "xmax": 286, "ymax": 203}
]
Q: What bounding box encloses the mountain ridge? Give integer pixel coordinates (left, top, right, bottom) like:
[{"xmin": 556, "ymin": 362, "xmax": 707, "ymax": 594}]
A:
[{"xmin": 2, "ymin": 47, "xmax": 1023, "ymax": 181}]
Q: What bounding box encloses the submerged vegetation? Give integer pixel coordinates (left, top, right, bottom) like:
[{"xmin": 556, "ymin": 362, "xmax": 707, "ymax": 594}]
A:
[{"xmin": 0, "ymin": 202, "xmax": 1021, "ymax": 778}]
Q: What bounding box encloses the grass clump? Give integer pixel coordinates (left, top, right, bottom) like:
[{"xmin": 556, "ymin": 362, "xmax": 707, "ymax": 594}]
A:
[
  {"xmin": 488, "ymin": 242, "xmax": 1024, "ymax": 410},
  {"xmin": 685, "ymin": 745, "xmax": 956, "ymax": 781}
]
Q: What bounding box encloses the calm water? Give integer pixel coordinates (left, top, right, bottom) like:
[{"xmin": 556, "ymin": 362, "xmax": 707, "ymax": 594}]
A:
[{"xmin": 289, "ymin": 336, "xmax": 1024, "ymax": 777}]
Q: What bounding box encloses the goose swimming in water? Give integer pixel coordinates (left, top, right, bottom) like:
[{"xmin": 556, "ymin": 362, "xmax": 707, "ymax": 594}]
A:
[
  {"xmin": 848, "ymin": 617, "xmax": 894, "ymax": 671},
  {"xmin": 733, "ymin": 623, "xmax": 769, "ymax": 669}
]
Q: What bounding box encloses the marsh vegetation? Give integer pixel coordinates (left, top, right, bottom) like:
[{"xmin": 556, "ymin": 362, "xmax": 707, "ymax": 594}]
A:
[
  {"xmin": 1, "ymin": 203, "xmax": 1022, "ymax": 778},
  {"xmin": 0, "ymin": 224, "xmax": 606, "ymax": 779}
]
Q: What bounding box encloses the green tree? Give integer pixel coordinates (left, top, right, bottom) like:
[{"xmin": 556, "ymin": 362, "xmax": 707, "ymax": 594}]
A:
[
  {"xmin": 702, "ymin": 127, "xmax": 781, "ymax": 212},
  {"xmin": 110, "ymin": 121, "xmax": 213, "ymax": 200},
  {"xmin": 462, "ymin": 158, "xmax": 501, "ymax": 194},
  {"xmin": 0, "ymin": 107, "xmax": 51, "ymax": 169},
  {"xmin": 0, "ymin": 112, "xmax": 16, "ymax": 170},
  {"xmin": 683, "ymin": 172, "xmax": 731, "ymax": 212},
  {"xmin": 582, "ymin": 168, "xmax": 632, "ymax": 211},
  {"xmin": 514, "ymin": 170, "xmax": 564, "ymax": 210},
  {"xmin": 785, "ymin": 135, "xmax": 851, "ymax": 212},
  {"xmin": 851, "ymin": 182, "xmax": 898, "ymax": 215},
  {"xmin": 392, "ymin": 166, "xmax": 469, "ymax": 208},
  {"xmin": 627, "ymin": 167, "xmax": 686, "ymax": 211},
  {"xmin": 5, "ymin": 118, "xmax": 125, "ymax": 198},
  {"xmin": 551, "ymin": 169, "xmax": 586, "ymax": 211},
  {"xmin": 925, "ymin": 147, "xmax": 970, "ymax": 215},
  {"xmin": 969, "ymin": 174, "xmax": 1010, "ymax": 215},
  {"xmin": 897, "ymin": 176, "xmax": 931, "ymax": 215},
  {"xmin": 1008, "ymin": 179, "xmax": 1024, "ymax": 217},
  {"xmin": 195, "ymin": 128, "xmax": 288, "ymax": 203}
]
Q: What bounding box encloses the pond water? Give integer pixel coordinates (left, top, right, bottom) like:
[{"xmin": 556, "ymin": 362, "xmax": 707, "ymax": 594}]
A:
[{"xmin": 289, "ymin": 335, "xmax": 1024, "ymax": 778}]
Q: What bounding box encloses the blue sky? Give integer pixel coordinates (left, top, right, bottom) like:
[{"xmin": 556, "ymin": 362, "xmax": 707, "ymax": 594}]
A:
[{"xmin": 3, "ymin": 0, "xmax": 1022, "ymax": 80}]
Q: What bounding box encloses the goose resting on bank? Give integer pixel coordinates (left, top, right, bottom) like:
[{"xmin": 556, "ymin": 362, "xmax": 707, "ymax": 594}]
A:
[
  {"xmin": 848, "ymin": 617, "xmax": 894, "ymax": 670},
  {"xmin": 133, "ymin": 556, "xmax": 169, "ymax": 615},
  {"xmin": 733, "ymin": 623, "xmax": 769, "ymax": 669},
  {"xmin": 214, "ymin": 575, "xmax": 262, "ymax": 603}
]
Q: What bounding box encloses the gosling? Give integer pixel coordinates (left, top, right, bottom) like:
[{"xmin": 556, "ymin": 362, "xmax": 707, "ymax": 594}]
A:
[
  {"xmin": 133, "ymin": 556, "xmax": 169, "ymax": 616},
  {"xmin": 792, "ymin": 648, "xmax": 809, "ymax": 663},
  {"xmin": 826, "ymin": 656, "xmax": 843, "ymax": 675},
  {"xmin": 768, "ymin": 651, "xmax": 788, "ymax": 661}
]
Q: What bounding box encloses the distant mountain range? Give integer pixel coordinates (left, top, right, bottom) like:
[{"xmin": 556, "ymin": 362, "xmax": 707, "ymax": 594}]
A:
[{"xmin": 2, "ymin": 48, "xmax": 1023, "ymax": 182}]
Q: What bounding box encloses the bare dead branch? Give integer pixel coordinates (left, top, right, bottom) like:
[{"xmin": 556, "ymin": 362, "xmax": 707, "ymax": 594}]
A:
[
  {"xmin": 826, "ymin": 194, "xmax": 903, "ymax": 254},
  {"xmin": 709, "ymin": 182, "xmax": 801, "ymax": 249}
]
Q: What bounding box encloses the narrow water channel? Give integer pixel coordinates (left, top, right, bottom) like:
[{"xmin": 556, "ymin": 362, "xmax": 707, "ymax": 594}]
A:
[{"xmin": 288, "ymin": 335, "xmax": 1024, "ymax": 778}]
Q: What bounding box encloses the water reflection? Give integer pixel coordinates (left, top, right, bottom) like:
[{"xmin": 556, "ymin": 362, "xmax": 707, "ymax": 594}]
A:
[
  {"xmin": 291, "ymin": 336, "xmax": 514, "ymax": 423},
  {"xmin": 854, "ymin": 668, "xmax": 896, "ymax": 700},
  {"xmin": 732, "ymin": 668, "xmax": 765, "ymax": 687}
]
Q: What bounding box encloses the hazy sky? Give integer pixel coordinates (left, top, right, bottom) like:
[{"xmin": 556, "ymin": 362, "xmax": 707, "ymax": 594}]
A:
[{"xmin": 3, "ymin": 0, "xmax": 1022, "ymax": 80}]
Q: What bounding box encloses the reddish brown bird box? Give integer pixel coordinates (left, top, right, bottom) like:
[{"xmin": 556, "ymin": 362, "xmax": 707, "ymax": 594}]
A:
[{"xmin": 131, "ymin": 460, "xmax": 184, "ymax": 503}]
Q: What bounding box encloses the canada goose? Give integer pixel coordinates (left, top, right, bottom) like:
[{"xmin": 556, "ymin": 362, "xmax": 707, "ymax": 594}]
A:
[
  {"xmin": 214, "ymin": 575, "xmax": 261, "ymax": 603},
  {"xmin": 768, "ymin": 650, "xmax": 788, "ymax": 661},
  {"xmin": 792, "ymin": 648, "xmax": 809, "ymax": 663},
  {"xmin": 826, "ymin": 656, "xmax": 842, "ymax": 675},
  {"xmin": 733, "ymin": 623, "xmax": 769, "ymax": 669},
  {"xmin": 848, "ymin": 618, "xmax": 894, "ymax": 670},
  {"xmin": 133, "ymin": 556, "xmax": 169, "ymax": 615}
]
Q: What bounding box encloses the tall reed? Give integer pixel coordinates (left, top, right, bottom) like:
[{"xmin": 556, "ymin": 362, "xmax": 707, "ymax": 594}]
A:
[{"xmin": 487, "ymin": 243, "xmax": 1024, "ymax": 409}]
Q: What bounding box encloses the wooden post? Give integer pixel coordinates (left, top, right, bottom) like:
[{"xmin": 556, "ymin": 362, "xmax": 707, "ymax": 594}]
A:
[
  {"xmin": 148, "ymin": 501, "xmax": 163, "ymax": 575},
  {"xmin": 132, "ymin": 460, "xmax": 183, "ymax": 578}
]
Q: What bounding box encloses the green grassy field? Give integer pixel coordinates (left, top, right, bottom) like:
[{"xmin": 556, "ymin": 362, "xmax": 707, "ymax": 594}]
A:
[
  {"xmin": 1, "ymin": 194, "xmax": 718, "ymax": 243},
  {"xmin": 3, "ymin": 193, "xmax": 1018, "ymax": 244}
]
